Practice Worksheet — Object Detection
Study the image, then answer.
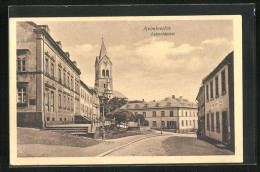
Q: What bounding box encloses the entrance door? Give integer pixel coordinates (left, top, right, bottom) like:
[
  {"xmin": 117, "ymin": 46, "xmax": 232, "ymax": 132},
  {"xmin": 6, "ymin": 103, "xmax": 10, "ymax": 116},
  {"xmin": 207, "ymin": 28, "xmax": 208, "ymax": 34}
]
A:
[
  {"xmin": 167, "ymin": 121, "xmax": 176, "ymax": 129},
  {"xmin": 222, "ymin": 111, "xmax": 229, "ymax": 143}
]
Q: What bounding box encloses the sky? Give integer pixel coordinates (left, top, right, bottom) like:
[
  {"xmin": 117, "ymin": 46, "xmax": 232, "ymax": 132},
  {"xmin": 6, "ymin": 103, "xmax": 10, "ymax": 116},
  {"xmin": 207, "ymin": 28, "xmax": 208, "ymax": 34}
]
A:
[{"xmin": 34, "ymin": 19, "xmax": 233, "ymax": 102}]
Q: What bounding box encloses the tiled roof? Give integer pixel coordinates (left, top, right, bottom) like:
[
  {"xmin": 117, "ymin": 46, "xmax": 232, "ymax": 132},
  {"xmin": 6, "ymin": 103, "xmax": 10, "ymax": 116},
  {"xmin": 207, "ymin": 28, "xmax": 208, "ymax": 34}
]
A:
[
  {"xmin": 121, "ymin": 96, "xmax": 197, "ymax": 110},
  {"xmin": 113, "ymin": 91, "xmax": 127, "ymax": 99}
]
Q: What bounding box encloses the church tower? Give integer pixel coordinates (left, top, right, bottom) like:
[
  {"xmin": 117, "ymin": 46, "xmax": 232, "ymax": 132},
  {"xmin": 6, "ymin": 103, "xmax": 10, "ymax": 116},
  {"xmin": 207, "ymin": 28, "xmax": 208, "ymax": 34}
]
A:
[{"xmin": 95, "ymin": 38, "xmax": 113, "ymax": 97}]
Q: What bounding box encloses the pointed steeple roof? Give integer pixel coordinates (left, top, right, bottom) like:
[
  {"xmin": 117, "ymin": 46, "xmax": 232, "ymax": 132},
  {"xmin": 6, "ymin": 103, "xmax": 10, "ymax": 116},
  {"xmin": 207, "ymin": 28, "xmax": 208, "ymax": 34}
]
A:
[{"xmin": 99, "ymin": 38, "xmax": 107, "ymax": 60}]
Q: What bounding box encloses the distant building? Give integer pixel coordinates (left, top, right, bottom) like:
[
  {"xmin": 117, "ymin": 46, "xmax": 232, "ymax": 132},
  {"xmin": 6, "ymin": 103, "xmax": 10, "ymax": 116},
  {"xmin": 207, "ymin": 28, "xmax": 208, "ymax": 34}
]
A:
[
  {"xmin": 121, "ymin": 96, "xmax": 198, "ymax": 132},
  {"xmin": 196, "ymin": 85, "xmax": 205, "ymax": 138},
  {"xmin": 78, "ymin": 80, "xmax": 100, "ymax": 123},
  {"xmin": 16, "ymin": 22, "xmax": 81, "ymax": 128},
  {"xmin": 199, "ymin": 51, "xmax": 234, "ymax": 150},
  {"xmin": 94, "ymin": 38, "xmax": 127, "ymax": 100}
]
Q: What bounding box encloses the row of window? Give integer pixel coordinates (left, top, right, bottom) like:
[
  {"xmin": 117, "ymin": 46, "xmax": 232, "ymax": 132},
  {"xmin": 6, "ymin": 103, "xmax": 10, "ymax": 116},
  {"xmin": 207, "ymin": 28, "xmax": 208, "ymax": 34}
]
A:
[
  {"xmin": 102, "ymin": 69, "xmax": 110, "ymax": 77},
  {"xmin": 181, "ymin": 120, "xmax": 196, "ymax": 127},
  {"xmin": 80, "ymin": 89, "xmax": 92, "ymax": 102},
  {"xmin": 206, "ymin": 111, "xmax": 224, "ymax": 133},
  {"xmin": 133, "ymin": 110, "xmax": 197, "ymax": 117},
  {"xmin": 81, "ymin": 104, "xmax": 93, "ymax": 114},
  {"xmin": 46, "ymin": 117, "xmax": 73, "ymax": 122},
  {"xmin": 206, "ymin": 69, "xmax": 227, "ymax": 101}
]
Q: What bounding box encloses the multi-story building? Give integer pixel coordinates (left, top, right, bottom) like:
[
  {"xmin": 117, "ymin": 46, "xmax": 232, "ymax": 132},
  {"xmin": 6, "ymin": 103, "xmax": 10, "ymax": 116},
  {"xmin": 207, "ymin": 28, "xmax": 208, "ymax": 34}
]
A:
[
  {"xmin": 16, "ymin": 22, "xmax": 81, "ymax": 128},
  {"xmin": 201, "ymin": 51, "xmax": 234, "ymax": 150},
  {"xmin": 121, "ymin": 96, "xmax": 198, "ymax": 132},
  {"xmin": 196, "ymin": 85, "xmax": 205, "ymax": 138},
  {"xmin": 79, "ymin": 80, "xmax": 100, "ymax": 123}
]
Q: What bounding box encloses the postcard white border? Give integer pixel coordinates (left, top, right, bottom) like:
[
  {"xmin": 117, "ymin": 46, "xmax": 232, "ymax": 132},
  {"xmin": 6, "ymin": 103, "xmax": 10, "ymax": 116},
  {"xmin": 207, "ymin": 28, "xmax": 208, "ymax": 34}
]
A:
[{"xmin": 9, "ymin": 15, "xmax": 243, "ymax": 165}]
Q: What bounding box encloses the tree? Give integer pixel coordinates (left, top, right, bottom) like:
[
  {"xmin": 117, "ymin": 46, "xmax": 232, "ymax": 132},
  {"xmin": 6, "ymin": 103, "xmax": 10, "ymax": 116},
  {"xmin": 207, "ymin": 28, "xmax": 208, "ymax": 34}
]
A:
[
  {"xmin": 104, "ymin": 97, "xmax": 127, "ymax": 117},
  {"xmin": 106, "ymin": 109, "xmax": 134, "ymax": 126},
  {"xmin": 134, "ymin": 114, "xmax": 145, "ymax": 126}
]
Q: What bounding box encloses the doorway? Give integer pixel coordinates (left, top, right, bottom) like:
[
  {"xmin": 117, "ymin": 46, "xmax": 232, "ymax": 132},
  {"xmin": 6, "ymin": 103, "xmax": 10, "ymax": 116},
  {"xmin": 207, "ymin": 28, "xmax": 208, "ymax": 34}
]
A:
[
  {"xmin": 167, "ymin": 121, "xmax": 176, "ymax": 129},
  {"xmin": 222, "ymin": 111, "xmax": 229, "ymax": 143}
]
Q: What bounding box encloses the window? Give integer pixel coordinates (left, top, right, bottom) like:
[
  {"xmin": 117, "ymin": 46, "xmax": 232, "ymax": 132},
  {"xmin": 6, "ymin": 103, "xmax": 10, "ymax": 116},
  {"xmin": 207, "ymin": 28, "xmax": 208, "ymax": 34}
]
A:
[
  {"xmin": 45, "ymin": 58, "xmax": 49, "ymax": 73},
  {"xmin": 215, "ymin": 76, "xmax": 219, "ymax": 97},
  {"xmin": 51, "ymin": 63, "xmax": 54, "ymax": 77},
  {"xmin": 143, "ymin": 112, "xmax": 146, "ymax": 117},
  {"xmin": 210, "ymin": 80, "xmax": 213, "ymax": 99},
  {"xmin": 58, "ymin": 94, "xmax": 61, "ymax": 108},
  {"xmin": 22, "ymin": 58, "xmax": 26, "ymax": 71},
  {"xmin": 216, "ymin": 112, "xmax": 220, "ymax": 133},
  {"xmin": 161, "ymin": 121, "xmax": 165, "ymax": 127},
  {"xmin": 185, "ymin": 111, "xmax": 187, "ymax": 116},
  {"xmin": 186, "ymin": 120, "xmax": 188, "ymax": 126},
  {"xmin": 67, "ymin": 97, "xmax": 70, "ymax": 110},
  {"xmin": 182, "ymin": 120, "xmax": 184, "ymax": 127},
  {"xmin": 17, "ymin": 59, "xmax": 21, "ymax": 71},
  {"xmin": 63, "ymin": 95, "xmax": 66, "ymax": 109},
  {"xmin": 221, "ymin": 70, "xmax": 226, "ymax": 95},
  {"xmin": 67, "ymin": 75, "xmax": 70, "ymax": 88},
  {"xmin": 102, "ymin": 70, "xmax": 105, "ymax": 76},
  {"xmin": 58, "ymin": 68, "xmax": 61, "ymax": 82},
  {"xmin": 207, "ymin": 113, "xmax": 210, "ymax": 130},
  {"xmin": 17, "ymin": 87, "xmax": 27, "ymax": 103},
  {"xmin": 60, "ymin": 118, "xmax": 62, "ymax": 121},
  {"xmin": 52, "ymin": 117, "xmax": 55, "ymax": 121},
  {"xmin": 71, "ymin": 78, "xmax": 73, "ymax": 90},
  {"xmin": 152, "ymin": 111, "xmax": 156, "ymax": 117},
  {"xmin": 153, "ymin": 121, "xmax": 157, "ymax": 127},
  {"xmin": 170, "ymin": 111, "xmax": 174, "ymax": 117},
  {"xmin": 161, "ymin": 111, "xmax": 165, "ymax": 117},
  {"xmin": 206, "ymin": 85, "xmax": 209, "ymax": 101},
  {"xmin": 45, "ymin": 91, "xmax": 49, "ymax": 111},
  {"xmin": 50, "ymin": 91, "xmax": 54, "ymax": 112},
  {"xmin": 104, "ymin": 83, "xmax": 106, "ymax": 88},
  {"xmin": 47, "ymin": 117, "xmax": 50, "ymax": 121},
  {"xmin": 106, "ymin": 70, "xmax": 109, "ymax": 77},
  {"xmin": 63, "ymin": 72, "xmax": 66, "ymax": 85},
  {"xmin": 64, "ymin": 118, "xmax": 67, "ymax": 121},
  {"xmin": 211, "ymin": 112, "xmax": 214, "ymax": 131},
  {"xmin": 71, "ymin": 98, "xmax": 74, "ymax": 111}
]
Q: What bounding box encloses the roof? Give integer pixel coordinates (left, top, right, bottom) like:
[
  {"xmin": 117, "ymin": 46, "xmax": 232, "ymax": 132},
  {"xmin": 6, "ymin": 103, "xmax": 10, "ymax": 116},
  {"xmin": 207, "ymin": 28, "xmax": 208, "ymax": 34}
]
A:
[
  {"xmin": 202, "ymin": 51, "xmax": 233, "ymax": 84},
  {"xmin": 99, "ymin": 38, "xmax": 107, "ymax": 60},
  {"xmin": 26, "ymin": 22, "xmax": 81, "ymax": 75},
  {"xmin": 121, "ymin": 96, "xmax": 197, "ymax": 110},
  {"xmin": 113, "ymin": 91, "xmax": 128, "ymax": 99},
  {"xmin": 80, "ymin": 80, "xmax": 93, "ymax": 94}
]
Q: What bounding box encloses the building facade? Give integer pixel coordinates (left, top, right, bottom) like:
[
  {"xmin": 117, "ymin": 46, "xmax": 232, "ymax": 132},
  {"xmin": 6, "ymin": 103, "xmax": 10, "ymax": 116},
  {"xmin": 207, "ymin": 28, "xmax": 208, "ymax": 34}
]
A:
[
  {"xmin": 16, "ymin": 22, "xmax": 81, "ymax": 128},
  {"xmin": 196, "ymin": 85, "xmax": 205, "ymax": 138},
  {"xmin": 201, "ymin": 51, "xmax": 234, "ymax": 150},
  {"xmin": 121, "ymin": 96, "xmax": 198, "ymax": 132},
  {"xmin": 79, "ymin": 80, "xmax": 100, "ymax": 123}
]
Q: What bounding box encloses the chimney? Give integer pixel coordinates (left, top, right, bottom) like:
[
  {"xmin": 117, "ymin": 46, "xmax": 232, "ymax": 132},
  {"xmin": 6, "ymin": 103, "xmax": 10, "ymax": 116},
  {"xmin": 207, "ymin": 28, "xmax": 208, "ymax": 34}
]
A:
[
  {"xmin": 65, "ymin": 52, "xmax": 70, "ymax": 59},
  {"xmin": 179, "ymin": 96, "xmax": 182, "ymax": 99},
  {"xmin": 72, "ymin": 61, "xmax": 77, "ymax": 66},
  {"xmin": 56, "ymin": 41, "xmax": 62, "ymax": 48},
  {"xmin": 172, "ymin": 95, "xmax": 175, "ymax": 99},
  {"xmin": 153, "ymin": 100, "xmax": 155, "ymax": 102}
]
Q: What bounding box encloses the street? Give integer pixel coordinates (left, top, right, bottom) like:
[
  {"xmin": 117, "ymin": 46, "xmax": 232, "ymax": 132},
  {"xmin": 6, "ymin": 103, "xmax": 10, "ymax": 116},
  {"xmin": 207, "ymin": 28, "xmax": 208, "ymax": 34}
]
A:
[{"xmin": 18, "ymin": 129, "xmax": 233, "ymax": 157}]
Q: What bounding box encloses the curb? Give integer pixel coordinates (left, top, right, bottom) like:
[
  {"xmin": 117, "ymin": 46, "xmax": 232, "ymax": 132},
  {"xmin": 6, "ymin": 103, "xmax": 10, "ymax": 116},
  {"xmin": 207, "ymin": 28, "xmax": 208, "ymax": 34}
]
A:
[{"xmin": 97, "ymin": 134, "xmax": 160, "ymax": 157}]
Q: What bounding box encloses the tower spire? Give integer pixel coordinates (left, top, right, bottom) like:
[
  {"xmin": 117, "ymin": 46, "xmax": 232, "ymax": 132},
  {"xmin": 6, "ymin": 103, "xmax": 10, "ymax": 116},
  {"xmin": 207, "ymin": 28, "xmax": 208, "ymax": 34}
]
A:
[{"xmin": 99, "ymin": 38, "xmax": 107, "ymax": 59}]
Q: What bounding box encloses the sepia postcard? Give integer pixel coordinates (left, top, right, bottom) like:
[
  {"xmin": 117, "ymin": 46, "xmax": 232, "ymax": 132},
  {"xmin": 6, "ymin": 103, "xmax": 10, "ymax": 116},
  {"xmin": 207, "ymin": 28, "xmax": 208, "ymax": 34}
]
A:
[{"xmin": 9, "ymin": 15, "xmax": 243, "ymax": 165}]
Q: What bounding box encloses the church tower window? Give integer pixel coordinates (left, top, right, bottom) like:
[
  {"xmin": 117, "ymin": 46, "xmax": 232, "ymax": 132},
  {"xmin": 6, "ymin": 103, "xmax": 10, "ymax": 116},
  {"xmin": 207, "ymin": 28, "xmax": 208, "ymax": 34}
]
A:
[
  {"xmin": 106, "ymin": 70, "xmax": 109, "ymax": 77},
  {"xmin": 102, "ymin": 70, "xmax": 105, "ymax": 76}
]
